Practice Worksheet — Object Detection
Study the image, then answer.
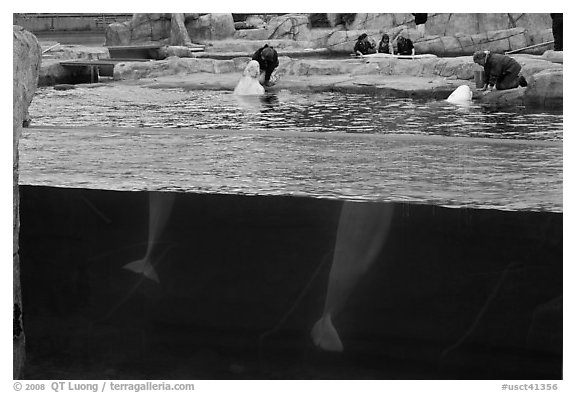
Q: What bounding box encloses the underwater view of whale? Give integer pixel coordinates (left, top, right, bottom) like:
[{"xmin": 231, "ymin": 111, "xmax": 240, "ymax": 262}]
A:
[
  {"xmin": 123, "ymin": 192, "xmax": 176, "ymax": 283},
  {"xmin": 311, "ymin": 201, "xmax": 394, "ymax": 352}
]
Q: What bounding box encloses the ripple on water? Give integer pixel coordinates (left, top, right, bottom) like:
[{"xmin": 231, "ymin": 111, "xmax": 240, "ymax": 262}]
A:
[
  {"xmin": 29, "ymin": 85, "xmax": 563, "ymax": 140},
  {"xmin": 23, "ymin": 86, "xmax": 563, "ymax": 212}
]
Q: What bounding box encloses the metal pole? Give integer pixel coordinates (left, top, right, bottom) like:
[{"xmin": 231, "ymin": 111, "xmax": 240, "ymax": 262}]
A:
[
  {"xmin": 505, "ymin": 40, "xmax": 554, "ymax": 54},
  {"xmin": 42, "ymin": 43, "xmax": 60, "ymax": 54}
]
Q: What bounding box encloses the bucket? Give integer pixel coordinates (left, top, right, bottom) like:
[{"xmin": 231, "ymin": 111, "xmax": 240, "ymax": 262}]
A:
[{"xmin": 474, "ymin": 70, "xmax": 485, "ymax": 88}]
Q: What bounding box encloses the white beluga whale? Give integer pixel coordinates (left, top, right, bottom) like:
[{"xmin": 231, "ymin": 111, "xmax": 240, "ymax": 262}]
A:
[
  {"xmin": 446, "ymin": 84, "xmax": 473, "ymax": 105},
  {"xmin": 123, "ymin": 192, "xmax": 176, "ymax": 283},
  {"xmin": 311, "ymin": 202, "xmax": 394, "ymax": 352},
  {"xmin": 234, "ymin": 60, "xmax": 265, "ymax": 96}
]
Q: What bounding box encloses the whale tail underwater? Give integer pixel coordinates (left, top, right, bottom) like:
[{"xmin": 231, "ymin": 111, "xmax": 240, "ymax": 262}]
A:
[
  {"xmin": 311, "ymin": 312, "xmax": 343, "ymax": 352},
  {"xmin": 446, "ymin": 85, "xmax": 473, "ymax": 105},
  {"xmin": 311, "ymin": 202, "xmax": 394, "ymax": 352},
  {"xmin": 123, "ymin": 257, "xmax": 160, "ymax": 283},
  {"xmin": 123, "ymin": 192, "xmax": 176, "ymax": 283}
]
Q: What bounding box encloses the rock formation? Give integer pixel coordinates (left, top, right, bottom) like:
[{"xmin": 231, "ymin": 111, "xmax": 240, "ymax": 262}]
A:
[
  {"xmin": 523, "ymin": 69, "xmax": 563, "ymax": 108},
  {"xmin": 106, "ymin": 13, "xmax": 235, "ymax": 46},
  {"xmin": 265, "ymin": 14, "xmax": 311, "ymax": 41},
  {"xmin": 186, "ymin": 13, "xmax": 236, "ymax": 41},
  {"xmin": 170, "ymin": 13, "xmax": 192, "ymax": 46},
  {"xmin": 324, "ymin": 13, "xmax": 551, "ymax": 37},
  {"xmin": 13, "ymin": 24, "xmax": 42, "ymax": 379},
  {"xmin": 105, "ymin": 13, "xmax": 555, "ymax": 57},
  {"xmin": 542, "ymin": 50, "xmax": 563, "ymax": 64},
  {"xmin": 415, "ymin": 27, "xmax": 532, "ymax": 56},
  {"xmin": 236, "ymin": 13, "xmax": 554, "ymax": 56}
]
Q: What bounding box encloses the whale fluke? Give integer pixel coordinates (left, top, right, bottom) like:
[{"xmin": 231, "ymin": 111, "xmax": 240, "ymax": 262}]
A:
[
  {"xmin": 123, "ymin": 258, "xmax": 160, "ymax": 283},
  {"xmin": 311, "ymin": 313, "xmax": 343, "ymax": 352}
]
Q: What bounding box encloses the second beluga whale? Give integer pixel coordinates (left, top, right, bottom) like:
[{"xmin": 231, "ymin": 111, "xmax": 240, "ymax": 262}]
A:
[
  {"xmin": 446, "ymin": 85, "xmax": 473, "ymax": 105},
  {"xmin": 311, "ymin": 201, "xmax": 394, "ymax": 352},
  {"xmin": 123, "ymin": 192, "xmax": 176, "ymax": 283}
]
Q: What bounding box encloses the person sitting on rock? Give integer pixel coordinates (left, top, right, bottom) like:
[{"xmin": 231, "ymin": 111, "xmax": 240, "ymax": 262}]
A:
[
  {"xmin": 252, "ymin": 44, "xmax": 279, "ymax": 87},
  {"xmin": 394, "ymin": 35, "xmax": 415, "ymax": 56},
  {"xmin": 472, "ymin": 50, "xmax": 528, "ymax": 93},
  {"xmin": 378, "ymin": 33, "xmax": 392, "ymax": 54},
  {"xmin": 354, "ymin": 33, "xmax": 377, "ymax": 56},
  {"xmin": 233, "ymin": 60, "xmax": 265, "ymax": 96}
]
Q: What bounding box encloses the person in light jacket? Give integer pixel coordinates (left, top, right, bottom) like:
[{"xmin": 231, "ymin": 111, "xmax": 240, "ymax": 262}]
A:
[{"xmin": 378, "ymin": 33, "xmax": 392, "ymax": 54}]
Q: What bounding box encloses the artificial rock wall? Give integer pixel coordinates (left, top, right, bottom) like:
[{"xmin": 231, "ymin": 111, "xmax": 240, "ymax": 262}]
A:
[
  {"xmin": 232, "ymin": 13, "xmax": 553, "ymax": 54},
  {"xmin": 105, "ymin": 13, "xmax": 555, "ymax": 58},
  {"xmin": 105, "ymin": 13, "xmax": 235, "ymax": 46},
  {"xmin": 13, "ymin": 25, "xmax": 42, "ymax": 379}
]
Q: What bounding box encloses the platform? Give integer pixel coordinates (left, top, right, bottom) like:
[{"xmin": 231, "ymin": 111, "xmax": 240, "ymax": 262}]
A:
[
  {"xmin": 59, "ymin": 58, "xmax": 152, "ymax": 82},
  {"xmin": 107, "ymin": 44, "xmax": 205, "ymax": 60}
]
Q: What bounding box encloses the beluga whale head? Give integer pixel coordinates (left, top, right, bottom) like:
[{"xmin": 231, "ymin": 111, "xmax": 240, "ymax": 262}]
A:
[
  {"xmin": 446, "ymin": 85, "xmax": 473, "ymax": 105},
  {"xmin": 233, "ymin": 60, "xmax": 265, "ymax": 96}
]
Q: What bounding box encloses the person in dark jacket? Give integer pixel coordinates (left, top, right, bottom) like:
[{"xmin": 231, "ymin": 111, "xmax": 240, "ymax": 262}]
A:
[
  {"xmin": 412, "ymin": 13, "xmax": 427, "ymax": 37},
  {"xmin": 395, "ymin": 35, "xmax": 415, "ymax": 56},
  {"xmin": 550, "ymin": 13, "xmax": 562, "ymax": 51},
  {"xmin": 252, "ymin": 44, "xmax": 279, "ymax": 87},
  {"xmin": 472, "ymin": 50, "xmax": 528, "ymax": 92},
  {"xmin": 354, "ymin": 33, "xmax": 377, "ymax": 55}
]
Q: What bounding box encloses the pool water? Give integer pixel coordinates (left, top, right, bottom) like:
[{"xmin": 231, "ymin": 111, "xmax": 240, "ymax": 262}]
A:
[
  {"xmin": 22, "ymin": 85, "xmax": 563, "ymax": 212},
  {"xmin": 29, "ymin": 85, "xmax": 562, "ymax": 140},
  {"xmin": 19, "ymin": 84, "xmax": 564, "ymax": 381}
]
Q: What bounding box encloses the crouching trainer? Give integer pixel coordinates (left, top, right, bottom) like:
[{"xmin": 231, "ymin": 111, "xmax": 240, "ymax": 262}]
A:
[{"xmin": 472, "ymin": 50, "xmax": 528, "ymax": 92}]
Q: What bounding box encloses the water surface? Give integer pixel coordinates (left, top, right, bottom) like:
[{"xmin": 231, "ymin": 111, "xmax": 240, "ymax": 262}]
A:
[
  {"xmin": 29, "ymin": 85, "xmax": 562, "ymax": 141},
  {"xmin": 23, "ymin": 85, "xmax": 563, "ymax": 212}
]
